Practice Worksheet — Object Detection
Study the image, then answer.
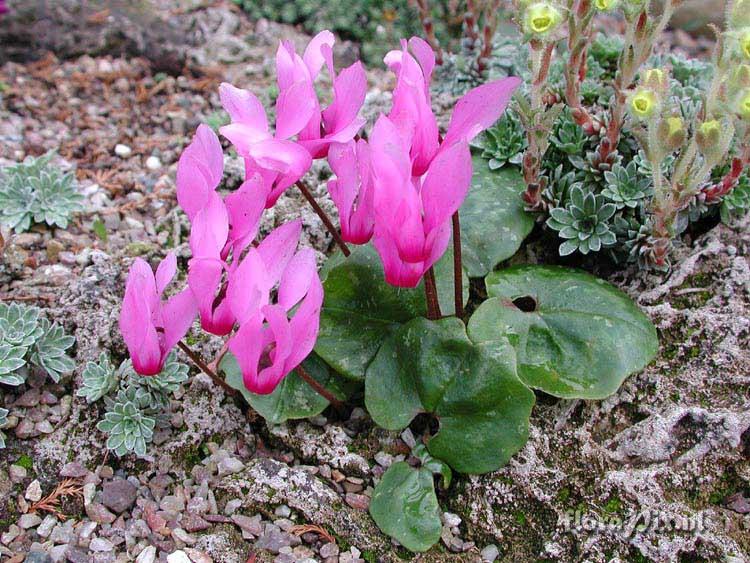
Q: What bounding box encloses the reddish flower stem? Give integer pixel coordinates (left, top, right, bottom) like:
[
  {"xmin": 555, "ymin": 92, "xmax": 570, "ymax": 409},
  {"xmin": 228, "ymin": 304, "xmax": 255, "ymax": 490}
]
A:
[
  {"xmin": 177, "ymin": 341, "xmax": 238, "ymax": 397},
  {"xmin": 424, "ymin": 267, "xmax": 442, "ymax": 320},
  {"xmin": 295, "ymin": 180, "xmax": 350, "ymax": 257},
  {"xmin": 296, "ymin": 364, "xmax": 345, "ymax": 410},
  {"xmin": 451, "ymin": 211, "xmax": 464, "ymax": 319}
]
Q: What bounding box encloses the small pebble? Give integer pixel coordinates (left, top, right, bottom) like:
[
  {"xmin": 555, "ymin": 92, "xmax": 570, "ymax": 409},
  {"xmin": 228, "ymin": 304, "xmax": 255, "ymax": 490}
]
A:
[
  {"xmin": 481, "ymin": 544, "xmax": 500, "ymax": 562},
  {"xmin": 146, "ymin": 155, "xmax": 162, "ymax": 170},
  {"xmin": 115, "ymin": 144, "xmax": 133, "ymax": 158},
  {"xmin": 135, "ymin": 546, "xmax": 156, "ymax": 563},
  {"xmin": 166, "ymin": 550, "xmax": 192, "ymax": 563},
  {"xmin": 18, "ymin": 513, "xmax": 42, "ymax": 529},
  {"xmin": 25, "ymin": 479, "xmax": 43, "ymax": 502}
]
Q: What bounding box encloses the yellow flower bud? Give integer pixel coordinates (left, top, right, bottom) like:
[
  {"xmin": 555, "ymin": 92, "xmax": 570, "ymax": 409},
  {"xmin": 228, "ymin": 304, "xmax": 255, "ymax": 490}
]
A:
[
  {"xmin": 629, "ymin": 89, "xmax": 659, "ymax": 119},
  {"xmin": 642, "ymin": 68, "xmax": 669, "ymax": 95},
  {"xmin": 739, "ymin": 89, "xmax": 750, "ymax": 119},
  {"xmin": 657, "ymin": 116, "xmax": 686, "ymax": 152},
  {"xmin": 523, "ymin": 2, "xmax": 563, "ymax": 36},
  {"xmin": 741, "ymin": 29, "xmax": 750, "ymax": 60},
  {"xmin": 730, "ymin": 0, "xmax": 750, "ymax": 29},
  {"xmin": 696, "ymin": 120, "xmax": 720, "ymax": 154},
  {"xmin": 595, "ymin": 0, "xmax": 619, "ymax": 10}
]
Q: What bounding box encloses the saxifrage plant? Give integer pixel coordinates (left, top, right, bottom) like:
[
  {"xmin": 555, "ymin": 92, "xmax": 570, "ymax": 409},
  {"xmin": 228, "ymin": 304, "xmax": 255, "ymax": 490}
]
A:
[{"xmin": 116, "ymin": 30, "xmax": 657, "ymax": 551}]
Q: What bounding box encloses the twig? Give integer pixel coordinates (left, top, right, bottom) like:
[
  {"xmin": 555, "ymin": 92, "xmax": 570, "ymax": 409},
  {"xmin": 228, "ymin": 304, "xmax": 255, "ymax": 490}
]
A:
[
  {"xmin": 290, "ymin": 524, "xmax": 336, "ymax": 543},
  {"xmin": 296, "ymin": 364, "xmax": 344, "ymax": 410},
  {"xmin": 295, "ymin": 181, "xmax": 350, "ymax": 257},
  {"xmin": 451, "ymin": 212, "xmax": 464, "ymax": 319},
  {"xmin": 177, "ymin": 341, "xmax": 238, "ymax": 397},
  {"xmin": 28, "ymin": 479, "xmax": 83, "ymax": 521},
  {"xmin": 423, "ymin": 267, "xmax": 442, "ymax": 320}
]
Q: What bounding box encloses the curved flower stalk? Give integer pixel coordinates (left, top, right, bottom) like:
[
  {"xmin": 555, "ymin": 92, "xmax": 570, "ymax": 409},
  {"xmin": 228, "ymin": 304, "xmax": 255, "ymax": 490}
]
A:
[
  {"xmin": 120, "ymin": 253, "xmax": 197, "ymax": 376},
  {"xmin": 177, "ymin": 124, "xmax": 268, "ymax": 335},
  {"xmin": 226, "ymin": 220, "xmax": 324, "ymax": 394}
]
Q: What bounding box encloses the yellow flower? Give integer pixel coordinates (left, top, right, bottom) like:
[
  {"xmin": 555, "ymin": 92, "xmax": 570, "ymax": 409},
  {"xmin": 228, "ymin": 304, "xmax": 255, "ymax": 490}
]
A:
[
  {"xmin": 665, "ymin": 117, "xmax": 683, "ymax": 137},
  {"xmin": 523, "ymin": 2, "xmax": 563, "ymax": 36},
  {"xmin": 730, "ymin": 0, "xmax": 750, "ymax": 29},
  {"xmin": 595, "ymin": 0, "xmax": 619, "ymax": 10},
  {"xmin": 629, "ymin": 89, "xmax": 659, "ymax": 119}
]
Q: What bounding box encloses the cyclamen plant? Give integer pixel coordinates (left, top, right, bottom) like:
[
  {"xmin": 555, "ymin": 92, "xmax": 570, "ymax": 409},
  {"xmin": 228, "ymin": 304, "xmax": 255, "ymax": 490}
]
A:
[{"xmin": 119, "ymin": 30, "xmax": 658, "ymax": 552}]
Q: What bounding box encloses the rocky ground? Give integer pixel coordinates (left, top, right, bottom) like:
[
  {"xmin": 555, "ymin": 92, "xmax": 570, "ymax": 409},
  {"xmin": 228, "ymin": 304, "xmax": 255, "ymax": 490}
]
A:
[{"xmin": 0, "ymin": 1, "xmax": 748, "ymax": 562}]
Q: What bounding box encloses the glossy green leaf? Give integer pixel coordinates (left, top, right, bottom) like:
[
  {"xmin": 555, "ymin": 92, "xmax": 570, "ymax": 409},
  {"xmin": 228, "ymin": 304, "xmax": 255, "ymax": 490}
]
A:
[
  {"xmin": 315, "ymin": 244, "xmax": 467, "ymax": 381},
  {"xmin": 460, "ymin": 156, "xmax": 534, "ymax": 278},
  {"xmin": 469, "ymin": 265, "xmax": 658, "ymax": 399},
  {"xmin": 366, "ymin": 317, "xmax": 535, "ymax": 474},
  {"xmin": 221, "ymin": 353, "xmax": 345, "ymax": 425},
  {"xmin": 315, "ymin": 245, "xmax": 425, "ymax": 381},
  {"xmin": 369, "ymin": 462, "xmax": 442, "ymax": 552}
]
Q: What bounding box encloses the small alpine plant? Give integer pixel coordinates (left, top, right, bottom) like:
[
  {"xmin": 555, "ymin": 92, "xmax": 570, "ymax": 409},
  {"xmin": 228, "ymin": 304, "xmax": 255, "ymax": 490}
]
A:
[{"xmin": 117, "ymin": 30, "xmax": 658, "ymax": 552}]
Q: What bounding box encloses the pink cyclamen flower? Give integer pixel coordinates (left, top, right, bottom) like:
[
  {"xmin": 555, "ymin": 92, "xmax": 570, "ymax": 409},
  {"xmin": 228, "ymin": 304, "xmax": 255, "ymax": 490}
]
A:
[
  {"xmin": 219, "ymin": 81, "xmax": 313, "ymax": 208},
  {"xmin": 120, "ymin": 253, "xmax": 197, "ymax": 376},
  {"xmin": 177, "ymin": 124, "xmax": 268, "ymax": 335},
  {"xmin": 226, "ymin": 220, "xmax": 324, "ymax": 394},
  {"xmin": 368, "ymin": 37, "xmax": 521, "ymax": 287},
  {"xmin": 326, "ymin": 139, "xmax": 375, "ymax": 244},
  {"xmin": 276, "ymin": 31, "xmax": 367, "ymax": 159},
  {"xmin": 0, "ymin": 1, "xmax": 7, "ymax": 15}
]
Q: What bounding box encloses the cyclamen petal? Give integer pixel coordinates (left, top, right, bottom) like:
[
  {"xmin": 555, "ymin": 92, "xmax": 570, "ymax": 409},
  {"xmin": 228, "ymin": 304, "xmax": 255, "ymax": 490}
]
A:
[
  {"xmin": 176, "ymin": 125, "xmax": 224, "ymax": 221},
  {"xmin": 327, "ymin": 140, "xmax": 374, "ymax": 244},
  {"xmin": 219, "ymin": 83, "xmax": 269, "ymax": 137},
  {"xmin": 442, "ymin": 77, "xmax": 523, "ymax": 147},
  {"xmin": 120, "ymin": 256, "xmax": 197, "ymax": 375},
  {"xmin": 225, "ymin": 173, "xmax": 269, "ymax": 255},
  {"xmin": 302, "ymin": 30, "xmax": 336, "ymax": 79}
]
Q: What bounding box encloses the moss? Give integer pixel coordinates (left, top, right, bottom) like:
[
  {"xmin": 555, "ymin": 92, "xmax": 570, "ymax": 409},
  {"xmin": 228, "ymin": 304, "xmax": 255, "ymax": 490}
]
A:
[
  {"xmin": 15, "ymin": 454, "xmax": 33, "ymax": 471},
  {"xmin": 124, "ymin": 241, "xmax": 156, "ymax": 257},
  {"xmin": 602, "ymin": 496, "xmax": 623, "ymax": 514}
]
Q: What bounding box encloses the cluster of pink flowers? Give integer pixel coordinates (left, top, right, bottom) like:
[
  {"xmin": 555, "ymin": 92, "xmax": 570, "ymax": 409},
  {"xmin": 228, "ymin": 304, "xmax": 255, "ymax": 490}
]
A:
[
  {"xmin": 120, "ymin": 31, "xmax": 519, "ymax": 394},
  {"xmin": 0, "ymin": 1, "xmax": 8, "ymax": 15}
]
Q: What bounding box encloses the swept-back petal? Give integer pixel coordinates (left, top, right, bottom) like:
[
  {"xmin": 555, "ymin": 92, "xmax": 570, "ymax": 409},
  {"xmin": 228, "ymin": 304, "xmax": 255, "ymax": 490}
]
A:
[
  {"xmin": 442, "ymin": 77, "xmax": 522, "ymax": 146},
  {"xmin": 225, "ymin": 174, "xmax": 269, "ymax": 254},
  {"xmin": 161, "ymin": 288, "xmax": 198, "ymax": 351},
  {"xmin": 154, "ymin": 252, "xmax": 177, "ymax": 296},
  {"xmin": 189, "ymin": 193, "xmax": 229, "ymax": 258},
  {"xmin": 421, "ymin": 139, "xmax": 472, "ymax": 232},
  {"xmin": 276, "ymin": 81, "xmax": 318, "ymax": 140},
  {"xmin": 303, "ymin": 30, "xmax": 335, "ymax": 79},
  {"xmin": 176, "ymin": 125, "xmax": 224, "ymax": 221},
  {"xmin": 219, "ymin": 83, "xmax": 269, "ymax": 135},
  {"xmin": 257, "ymin": 219, "xmax": 302, "ymax": 284},
  {"xmin": 277, "ymin": 248, "xmax": 316, "ymax": 311}
]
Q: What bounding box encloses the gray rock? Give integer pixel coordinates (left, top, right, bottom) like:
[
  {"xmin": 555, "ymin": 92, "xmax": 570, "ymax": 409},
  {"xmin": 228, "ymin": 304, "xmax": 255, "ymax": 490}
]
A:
[
  {"xmin": 101, "ymin": 478, "xmax": 137, "ymax": 513},
  {"xmin": 231, "ymin": 514, "xmax": 263, "ymax": 537},
  {"xmin": 60, "ymin": 462, "xmax": 88, "ymax": 478},
  {"xmin": 216, "ymin": 456, "xmax": 244, "ymax": 477},
  {"xmin": 24, "ymin": 551, "xmax": 52, "ymax": 563},
  {"xmin": 90, "ymin": 538, "xmax": 114, "ymax": 552},
  {"xmin": 25, "ymin": 479, "xmax": 43, "ymax": 502},
  {"xmin": 135, "ymin": 546, "xmax": 156, "ymax": 563},
  {"xmin": 18, "ymin": 513, "xmax": 42, "ymax": 529},
  {"xmin": 9, "ymin": 464, "xmax": 27, "ymax": 483},
  {"xmin": 86, "ymin": 502, "xmax": 116, "ymax": 524},
  {"xmin": 218, "ymin": 458, "xmax": 390, "ymax": 553},
  {"xmin": 481, "ymin": 544, "xmax": 500, "ymax": 562},
  {"xmin": 36, "ymin": 515, "xmax": 58, "ymax": 538}
]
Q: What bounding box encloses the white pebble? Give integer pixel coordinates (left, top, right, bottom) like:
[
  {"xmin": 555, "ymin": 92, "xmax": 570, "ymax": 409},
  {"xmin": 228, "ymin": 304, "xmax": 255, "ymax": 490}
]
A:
[
  {"xmin": 146, "ymin": 155, "xmax": 162, "ymax": 170},
  {"xmin": 115, "ymin": 144, "xmax": 133, "ymax": 158},
  {"xmin": 167, "ymin": 550, "xmax": 192, "ymax": 563}
]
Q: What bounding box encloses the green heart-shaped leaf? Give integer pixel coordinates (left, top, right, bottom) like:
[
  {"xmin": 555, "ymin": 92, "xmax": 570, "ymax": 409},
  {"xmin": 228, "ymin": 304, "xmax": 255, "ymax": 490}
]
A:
[
  {"xmin": 316, "ymin": 244, "xmax": 468, "ymax": 381},
  {"xmin": 369, "ymin": 462, "xmax": 442, "ymax": 552},
  {"xmin": 221, "ymin": 353, "xmax": 346, "ymax": 425},
  {"xmin": 469, "ymin": 265, "xmax": 658, "ymax": 399},
  {"xmin": 460, "ymin": 156, "xmax": 533, "ymax": 278},
  {"xmin": 366, "ymin": 317, "xmax": 535, "ymax": 474}
]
